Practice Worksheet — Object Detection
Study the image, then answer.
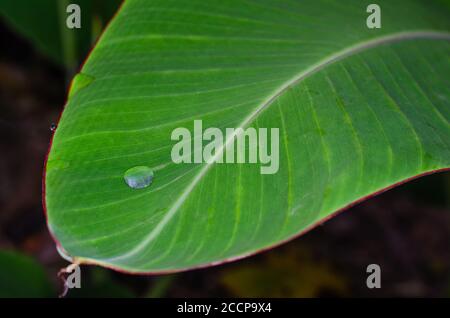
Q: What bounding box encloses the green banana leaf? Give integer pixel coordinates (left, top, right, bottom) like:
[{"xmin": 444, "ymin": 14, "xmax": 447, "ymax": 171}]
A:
[{"xmin": 45, "ymin": 0, "xmax": 450, "ymax": 273}]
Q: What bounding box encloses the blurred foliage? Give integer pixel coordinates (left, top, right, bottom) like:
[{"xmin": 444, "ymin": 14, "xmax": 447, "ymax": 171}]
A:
[
  {"xmin": 220, "ymin": 246, "xmax": 347, "ymax": 297},
  {"xmin": 0, "ymin": 0, "xmax": 122, "ymax": 69},
  {"xmin": 0, "ymin": 250, "xmax": 54, "ymax": 297},
  {"xmin": 145, "ymin": 275, "xmax": 177, "ymax": 298}
]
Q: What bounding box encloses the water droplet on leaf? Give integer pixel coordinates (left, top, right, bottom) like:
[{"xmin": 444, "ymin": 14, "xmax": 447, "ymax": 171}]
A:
[
  {"xmin": 50, "ymin": 123, "xmax": 57, "ymax": 131},
  {"xmin": 124, "ymin": 166, "xmax": 154, "ymax": 189}
]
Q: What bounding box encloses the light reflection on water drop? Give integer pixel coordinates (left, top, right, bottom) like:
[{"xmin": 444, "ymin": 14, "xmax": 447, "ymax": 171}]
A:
[{"xmin": 124, "ymin": 166, "xmax": 154, "ymax": 189}]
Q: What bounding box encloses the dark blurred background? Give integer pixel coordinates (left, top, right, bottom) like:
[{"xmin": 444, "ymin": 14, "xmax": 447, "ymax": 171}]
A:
[{"xmin": 0, "ymin": 1, "xmax": 449, "ymax": 298}]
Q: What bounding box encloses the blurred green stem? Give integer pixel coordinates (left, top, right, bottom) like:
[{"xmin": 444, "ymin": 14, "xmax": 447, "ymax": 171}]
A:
[
  {"xmin": 146, "ymin": 275, "xmax": 177, "ymax": 298},
  {"xmin": 57, "ymin": 0, "xmax": 77, "ymax": 83}
]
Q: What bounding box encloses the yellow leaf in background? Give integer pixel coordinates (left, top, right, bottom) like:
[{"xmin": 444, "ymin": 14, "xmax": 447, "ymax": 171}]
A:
[{"xmin": 220, "ymin": 246, "xmax": 347, "ymax": 297}]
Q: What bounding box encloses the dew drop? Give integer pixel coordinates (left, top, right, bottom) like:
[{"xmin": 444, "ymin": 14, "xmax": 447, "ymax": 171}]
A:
[
  {"xmin": 50, "ymin": 123, "xmax": 57, "ymax": 132},
  {"xmin": 124, "ymin": 166, "xmax": 154, "ymax": 189}
]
